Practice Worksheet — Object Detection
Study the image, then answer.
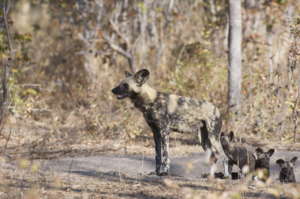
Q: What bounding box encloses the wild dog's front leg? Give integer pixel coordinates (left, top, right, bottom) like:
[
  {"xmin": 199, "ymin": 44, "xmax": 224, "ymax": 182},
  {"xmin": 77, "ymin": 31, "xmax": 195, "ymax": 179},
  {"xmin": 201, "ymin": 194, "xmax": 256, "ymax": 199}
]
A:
[
  {"xmin": 160, "ymin": 132, "xmax": 170, "ymax": 175},
  {"xmin": 152, "ymin": 125, "xmax": 170, "ymax": 176},
  {"xmin": 152, "ymin": 128, "xmax": 162, "ymax": 175}
]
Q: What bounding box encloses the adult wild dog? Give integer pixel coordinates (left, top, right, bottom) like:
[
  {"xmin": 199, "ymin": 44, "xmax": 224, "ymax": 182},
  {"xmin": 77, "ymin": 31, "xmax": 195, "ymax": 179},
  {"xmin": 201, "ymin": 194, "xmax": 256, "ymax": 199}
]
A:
[{"xmin": 112, "ymin": 69, "xmax": 222, "ymax": 176}]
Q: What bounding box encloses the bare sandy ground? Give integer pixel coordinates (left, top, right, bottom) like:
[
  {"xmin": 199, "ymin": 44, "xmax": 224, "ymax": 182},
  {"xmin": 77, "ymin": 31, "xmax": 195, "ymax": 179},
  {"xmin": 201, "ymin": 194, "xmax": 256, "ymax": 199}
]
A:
[
  {"xmin": 41, "ymin": 150, "xmax": 300, "ymax": 182},
  {"xmin": 1, "ymin": 148, "xmax": 299, "ymax": 198}
]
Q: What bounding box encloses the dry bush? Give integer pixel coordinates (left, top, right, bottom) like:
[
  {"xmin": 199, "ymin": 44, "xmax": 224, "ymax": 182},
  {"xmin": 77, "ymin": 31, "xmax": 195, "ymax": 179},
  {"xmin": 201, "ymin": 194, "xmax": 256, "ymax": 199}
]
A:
[{"xmin": 0, "ymin": 0, "xmax": 298, "ymax": 160}]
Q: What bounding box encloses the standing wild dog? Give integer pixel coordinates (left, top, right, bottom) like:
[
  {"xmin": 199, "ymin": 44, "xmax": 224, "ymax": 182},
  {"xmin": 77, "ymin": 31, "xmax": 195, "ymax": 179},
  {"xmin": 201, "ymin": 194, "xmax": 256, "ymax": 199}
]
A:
[
  {"xmin": 112, "ymin": 69, "xmax": 222, "ymax": 176},
  {"xmin": 276, "ymin": 157, "xmax": 298, "ymax": 183},
  {"xmin": 254, "ymin": 147, "xmax": 275, "ymax": 181},
  {"xmin": 220, "ymin": 131, "xmax": 256, "ymax": 178}
]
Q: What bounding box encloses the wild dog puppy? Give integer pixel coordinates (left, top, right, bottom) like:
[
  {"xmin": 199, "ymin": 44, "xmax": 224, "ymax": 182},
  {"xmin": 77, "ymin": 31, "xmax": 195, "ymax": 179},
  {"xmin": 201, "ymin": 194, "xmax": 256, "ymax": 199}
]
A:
[
  {"xmin": 112, "ymin": 69, "xmax": 222, "ymax": 176},
  {"xmin": 254, "ymin": 147, "xmax": 275, "ymax": 181},
  {"xmin": 276, "ymin": 157, "xmax": 298, "ymax": 183},
  {"xmin": 220, "ymin": 131, "xmax": 256, "ymax": 178}
]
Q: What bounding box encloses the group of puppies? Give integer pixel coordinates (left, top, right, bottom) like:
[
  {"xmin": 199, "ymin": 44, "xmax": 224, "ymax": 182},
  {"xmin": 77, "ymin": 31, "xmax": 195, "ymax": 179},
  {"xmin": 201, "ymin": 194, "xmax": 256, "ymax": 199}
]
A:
[{"xmin": 219, "ymin": 131, "xmax": 298, "ymax": 183}]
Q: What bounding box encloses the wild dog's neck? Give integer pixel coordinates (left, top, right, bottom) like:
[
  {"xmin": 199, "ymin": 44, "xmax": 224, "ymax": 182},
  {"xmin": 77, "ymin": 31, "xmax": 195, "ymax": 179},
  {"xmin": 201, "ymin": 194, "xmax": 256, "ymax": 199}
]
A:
[{"xmin": 130, "ymin": 83, "xmax": 158, "ymax": 109}]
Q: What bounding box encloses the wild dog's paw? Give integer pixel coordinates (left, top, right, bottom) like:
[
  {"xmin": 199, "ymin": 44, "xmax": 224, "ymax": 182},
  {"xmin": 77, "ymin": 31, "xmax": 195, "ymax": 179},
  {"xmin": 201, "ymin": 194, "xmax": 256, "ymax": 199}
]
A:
[
  {"xmin": 231, "ymin": 172, "xmax": 240, "ymax": 180},
  {"xmin": 147, "ymin": 171, "xmax": 157, "ymax": 176},
  {"xmin": 214, "ymin": 172, "xmax": 225, "ymax": 179},
  {"xmin": 158, "ymin": 171, "xmax": 169, "ymax": 176},
  {"xmin": 156, "ymin": 167, "xmax": 169, "ymax": 176}
]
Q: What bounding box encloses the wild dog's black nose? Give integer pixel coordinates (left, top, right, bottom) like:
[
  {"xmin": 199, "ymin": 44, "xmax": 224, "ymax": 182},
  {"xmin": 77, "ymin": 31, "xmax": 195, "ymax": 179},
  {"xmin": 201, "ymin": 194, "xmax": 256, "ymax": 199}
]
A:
[{"xmin": 112, "ymin": 87, "xmax": 118, "ymax": 94}]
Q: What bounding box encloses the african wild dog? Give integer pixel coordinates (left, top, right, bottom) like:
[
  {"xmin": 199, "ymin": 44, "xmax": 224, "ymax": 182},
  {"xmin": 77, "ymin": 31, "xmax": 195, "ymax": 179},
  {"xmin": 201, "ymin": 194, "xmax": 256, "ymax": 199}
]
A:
[
  {"xmin": 112, "ymin": 69, "xmax": 222, "ymax": 176},
  {"xmin": 220, "ymin": 131, "xmax": 256, "ymax": 178},
  {"xmin": 276, "ymin": 157, "xmax": 298, "ymax": 183},
  {"xmin": 254, "ymin": 147, "xmax": 275, "ymax": 181}
]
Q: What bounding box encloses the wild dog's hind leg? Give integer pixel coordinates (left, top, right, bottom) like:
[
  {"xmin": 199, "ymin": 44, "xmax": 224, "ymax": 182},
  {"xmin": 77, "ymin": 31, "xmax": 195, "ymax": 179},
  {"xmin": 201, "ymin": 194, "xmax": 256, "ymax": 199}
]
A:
[
  {"xmin": 223, "ymin": 158, "xmax": 233, "ymax": 178},
  {"xmin": 208, "ymin": 134, "xmax": 222, "ymax": 177}
]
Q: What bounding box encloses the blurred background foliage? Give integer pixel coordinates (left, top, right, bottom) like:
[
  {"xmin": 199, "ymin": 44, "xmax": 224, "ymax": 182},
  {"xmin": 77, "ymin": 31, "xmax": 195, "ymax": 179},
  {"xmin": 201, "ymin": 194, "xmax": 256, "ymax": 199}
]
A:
[{"xmin": 0, "ymin": 0, "xmax": 299, "ymax": 156}]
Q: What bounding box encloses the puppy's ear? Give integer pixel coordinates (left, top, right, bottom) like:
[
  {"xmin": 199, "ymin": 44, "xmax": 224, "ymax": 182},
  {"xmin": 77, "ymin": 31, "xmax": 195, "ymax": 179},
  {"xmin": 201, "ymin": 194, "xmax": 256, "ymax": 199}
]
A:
[
  {"xmin": 220, "ymin": 132, "xmax": 225, "ymax": 137},
  {"xmin": 134, "ymin": 69, "xmax": 150, "ymax": 86},
  {"xmin": 125, "ymin": 71, "xmax": 133, "ymax": 77},
  {"xmin": 267, "ymin": 149, "xmax": 275, "ymax": 157},
  {"xmin": 290, "ymin": 157, "xmax": 298, "ymax": 166},
  {"xmin": 255, "ymin": 147, "xmax": 264, "ymax": 155},
  {"xmin": 276, "ymin": 159, "xmax": 285, "ymax": 167},
  {"xmin": 228, "ymin": 131, "xmax": 234, "ymax": 142}
]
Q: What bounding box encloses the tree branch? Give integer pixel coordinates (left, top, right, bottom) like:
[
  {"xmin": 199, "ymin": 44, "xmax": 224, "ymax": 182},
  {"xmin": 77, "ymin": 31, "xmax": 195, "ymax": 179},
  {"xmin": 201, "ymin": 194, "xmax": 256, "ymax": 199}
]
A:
[
  {"xmin": 109, "ymin": 19, "xmax": 130, "ymax": 48},
  {"xmin": 103, "ymin": 33, "xmax": 135, "ymax": 73},
  {"xmin": 3, "ymin": 0, "xmax": 12, "ymax": 52}
]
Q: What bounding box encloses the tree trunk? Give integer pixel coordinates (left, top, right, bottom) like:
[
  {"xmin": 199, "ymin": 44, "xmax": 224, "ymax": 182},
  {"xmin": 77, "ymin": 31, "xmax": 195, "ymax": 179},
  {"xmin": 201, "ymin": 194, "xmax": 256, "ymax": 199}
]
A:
[{"xmin": 228, "ymin": 0, "xmax": 242, "ymax": 118}]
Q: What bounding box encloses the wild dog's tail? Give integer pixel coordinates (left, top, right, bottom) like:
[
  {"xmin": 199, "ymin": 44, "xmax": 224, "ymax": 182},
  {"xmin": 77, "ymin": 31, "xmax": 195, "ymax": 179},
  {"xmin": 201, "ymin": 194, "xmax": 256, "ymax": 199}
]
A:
[
  {"xmin": 200, "ymin": 120, "xmax": 212, "ymax": 151},
  {"xmin": 201, "ymin": 117, "xmax": 223, "ymax": 159},
  {"xmin": 214, "ymin": 114, "xmax": 223, "ymax": 138},
  {"xmin": 200, "ymin": 120, "xmax": 219, "ymax": 178},
  {"xmin": 200, "ymin": 116, "xmax": 222, "ymax": 148}
]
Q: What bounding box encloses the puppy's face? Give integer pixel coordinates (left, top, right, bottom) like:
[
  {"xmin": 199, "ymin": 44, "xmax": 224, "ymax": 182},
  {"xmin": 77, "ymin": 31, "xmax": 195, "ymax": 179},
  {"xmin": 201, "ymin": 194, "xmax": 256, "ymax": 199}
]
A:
[
  {"xmin": 255, "ymin": 148, "xmax": 275, "ymax": 170},
  {"xmin": 276, "ymin": 156, "xmax": 298, "ymax": 183}
]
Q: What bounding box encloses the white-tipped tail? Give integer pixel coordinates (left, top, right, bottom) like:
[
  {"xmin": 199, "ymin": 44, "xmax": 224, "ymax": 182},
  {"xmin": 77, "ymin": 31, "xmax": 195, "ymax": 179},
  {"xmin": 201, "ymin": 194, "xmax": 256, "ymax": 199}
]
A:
[{"xmin": 205, "ymin": 148, "xmax": 212, "ymax": 164}]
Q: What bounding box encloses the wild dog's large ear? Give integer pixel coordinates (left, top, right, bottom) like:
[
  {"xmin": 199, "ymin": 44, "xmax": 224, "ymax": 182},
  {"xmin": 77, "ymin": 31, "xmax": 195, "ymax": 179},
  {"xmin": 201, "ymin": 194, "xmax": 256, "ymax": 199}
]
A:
[
  {"xmin": 255, "ymin": 147, "xmax": 264, "ymax": 155},
  {"xmin": 290, "ymin": 157, "xmax": 298, "ymax": 166},
  {"xmin": 228, "ymin": 131, "xmax": 234, "ymax": 142},
  {"xmin": 267, "ymin": 149, "xmax": 275, "ymax": 157},
  {"xmin": 276, "ymin": 159, "xmax": 285, "ymax": 167},
  {"xmin": 220, "ymin": 132, "xmax": 225, "ymax": 137},
  {"xmin": 125, "ymin": 71, "xmax": 133, "ymax": 77},
  {"xmin": 134, "ymin": 69, "xmax": 150, "ymax": 86}
]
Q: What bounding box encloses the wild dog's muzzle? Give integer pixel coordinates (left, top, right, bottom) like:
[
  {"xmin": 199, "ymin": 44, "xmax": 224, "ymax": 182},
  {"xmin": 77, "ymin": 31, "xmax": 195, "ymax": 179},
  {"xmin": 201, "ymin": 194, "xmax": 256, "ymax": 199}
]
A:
[{"xmin": 111, "ymin": 86, "xmax": 130, "ymax": 99}]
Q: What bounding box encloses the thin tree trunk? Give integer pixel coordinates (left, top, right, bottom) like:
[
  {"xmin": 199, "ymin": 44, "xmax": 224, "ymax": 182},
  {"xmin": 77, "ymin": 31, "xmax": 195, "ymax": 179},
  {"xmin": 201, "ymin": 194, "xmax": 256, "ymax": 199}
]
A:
[
  {"xmin": 0, "ymin": 0, "xmax": 12, "ymax": 134},
  {"xmin": 228, "ymin": 0, "xmax": 242, "ymax": 118}
]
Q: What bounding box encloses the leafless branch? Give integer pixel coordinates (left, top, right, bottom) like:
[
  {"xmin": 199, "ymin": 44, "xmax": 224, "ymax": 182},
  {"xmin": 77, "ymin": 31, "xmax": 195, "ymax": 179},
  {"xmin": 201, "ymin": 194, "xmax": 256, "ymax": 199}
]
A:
[
  {"xmin": 103, "ymin": 34, "xmax": 130, "ymax": 59},
  {"xmin": 2, "ymin": 129, "xmax": 12, "ymax": 154},
  {"xmin": 292, "ymin": 88, "xmax": 299, "ymax": 143},
  {"xmin": 103, "ymin": 32, "xmax": 135, "ymax": 73},
  {"xmin": 109, "ymin": 19, "xmax": 130, "ymax": 47},
  {"xmin": 3, "ymin": 0, "xmax": 12, "ymax": 52}
]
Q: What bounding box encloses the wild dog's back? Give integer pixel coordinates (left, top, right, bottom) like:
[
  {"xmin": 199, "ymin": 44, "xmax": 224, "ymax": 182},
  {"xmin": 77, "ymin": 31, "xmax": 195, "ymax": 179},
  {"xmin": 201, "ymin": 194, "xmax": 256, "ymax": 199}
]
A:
[{"xmin": 167, "ymin": 96, "xmax": 221, "ymax": 135}]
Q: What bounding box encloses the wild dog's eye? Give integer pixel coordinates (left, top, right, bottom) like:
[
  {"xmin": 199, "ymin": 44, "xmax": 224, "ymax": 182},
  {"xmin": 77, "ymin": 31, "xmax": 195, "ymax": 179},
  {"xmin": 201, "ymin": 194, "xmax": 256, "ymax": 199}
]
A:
[{"xmin": 123, "ymin": 83, "xmax": 129, "ymax": 89}]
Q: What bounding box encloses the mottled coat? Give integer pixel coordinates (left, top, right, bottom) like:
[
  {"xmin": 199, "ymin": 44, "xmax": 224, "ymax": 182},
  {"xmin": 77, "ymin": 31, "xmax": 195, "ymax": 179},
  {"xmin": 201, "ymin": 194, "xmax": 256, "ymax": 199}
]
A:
[
  {"xmin": 112, "ymin": 69, "xmax": 222, "ymax": 176},
  {"xmin": 220, "ymin": 131, "xmax": 256, "ymax": 178}
]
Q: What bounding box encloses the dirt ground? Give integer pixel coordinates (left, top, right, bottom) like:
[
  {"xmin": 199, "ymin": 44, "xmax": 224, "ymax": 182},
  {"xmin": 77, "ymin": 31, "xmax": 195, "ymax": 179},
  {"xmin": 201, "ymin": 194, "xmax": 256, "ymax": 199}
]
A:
[{"xmin": 0, "ymin": 136, "xmax": 300, "ymax": 199}]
